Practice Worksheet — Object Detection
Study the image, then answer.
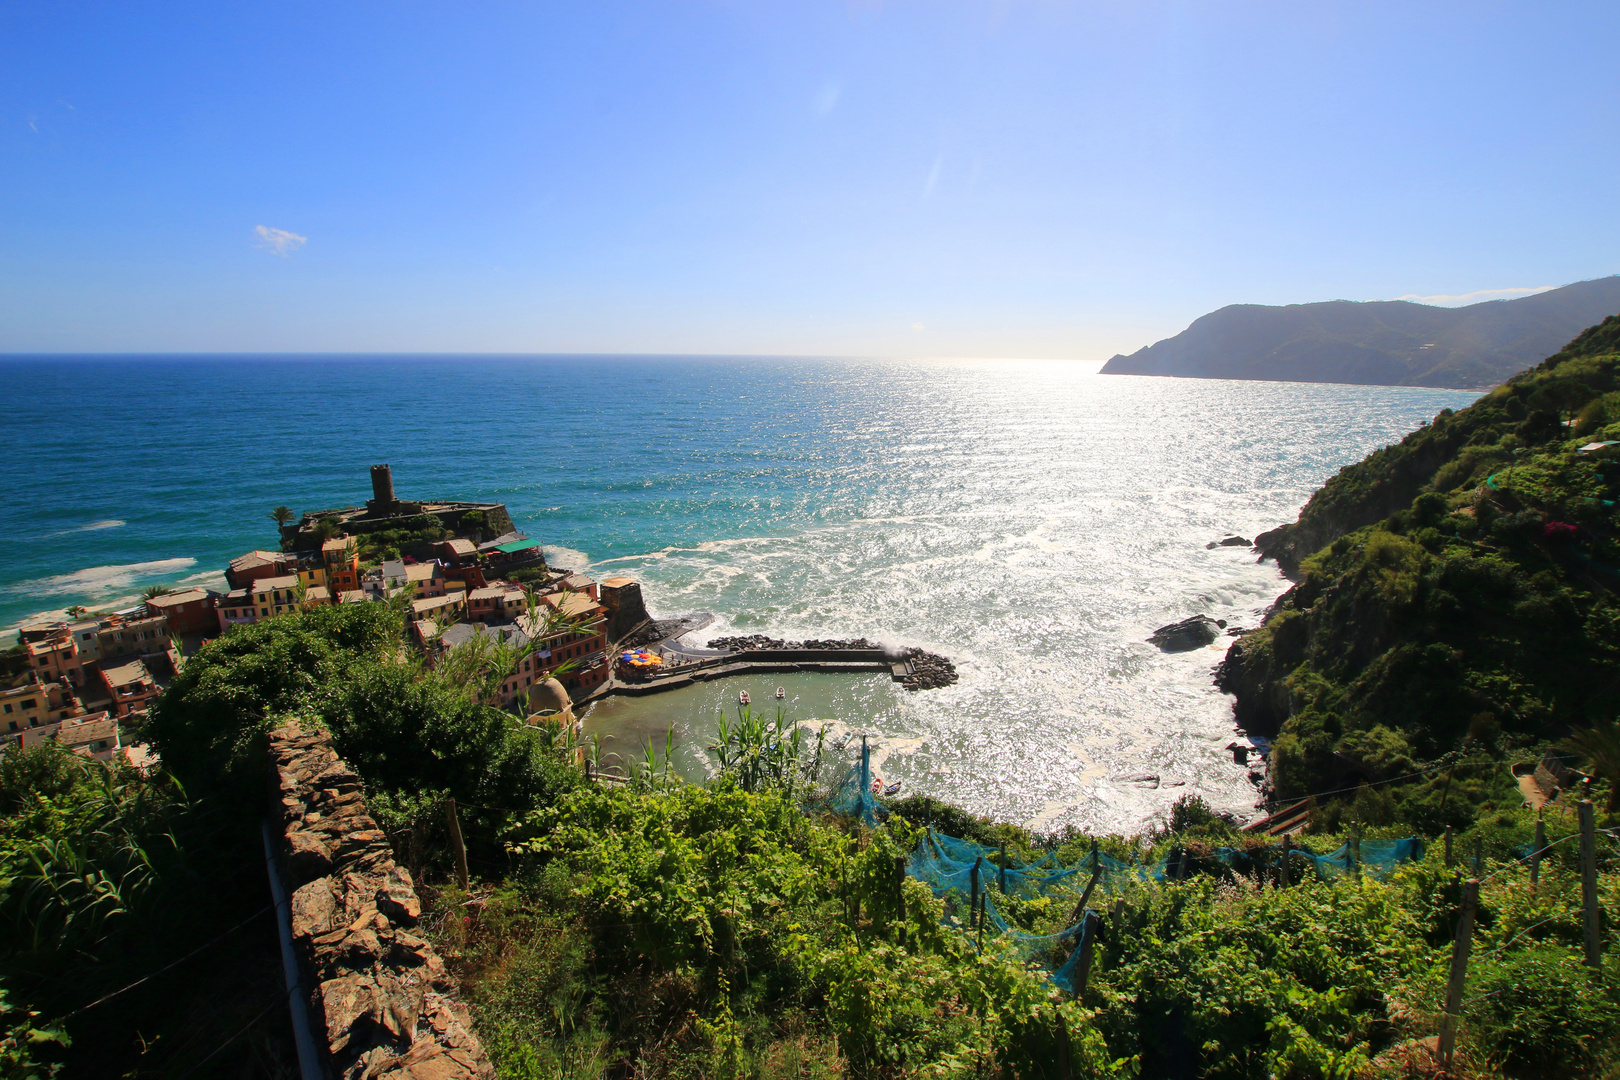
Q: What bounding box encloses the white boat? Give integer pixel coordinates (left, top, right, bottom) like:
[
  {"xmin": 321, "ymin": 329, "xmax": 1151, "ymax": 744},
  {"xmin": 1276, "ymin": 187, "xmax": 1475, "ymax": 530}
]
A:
[
  {"xmin": 774, "ymin": 686, "xmax": 785, "ymax": 699},
  {"xmin": 738, "ymin": 690, "xmax": 750, "ymax": 705}
]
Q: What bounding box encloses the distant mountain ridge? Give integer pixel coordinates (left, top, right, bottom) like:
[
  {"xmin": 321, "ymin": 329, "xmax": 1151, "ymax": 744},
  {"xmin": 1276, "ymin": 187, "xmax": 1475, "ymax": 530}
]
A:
[{"xmin": 1100, "ymin": 275, "xmax": 1620, "ymax": 388}]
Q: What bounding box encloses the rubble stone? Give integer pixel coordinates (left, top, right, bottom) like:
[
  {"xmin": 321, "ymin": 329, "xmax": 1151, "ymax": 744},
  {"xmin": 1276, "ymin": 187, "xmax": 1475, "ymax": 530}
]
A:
[{"xmin": 269, "ymin": 720, "xmax": 493, "ymax": 1080}]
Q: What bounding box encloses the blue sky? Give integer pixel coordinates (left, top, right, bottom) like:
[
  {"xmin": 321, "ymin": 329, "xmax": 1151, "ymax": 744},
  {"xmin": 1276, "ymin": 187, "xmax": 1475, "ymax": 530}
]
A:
[{"xmin": 2, "ymin": 1, "xmax": 1617, "ymax": 358}]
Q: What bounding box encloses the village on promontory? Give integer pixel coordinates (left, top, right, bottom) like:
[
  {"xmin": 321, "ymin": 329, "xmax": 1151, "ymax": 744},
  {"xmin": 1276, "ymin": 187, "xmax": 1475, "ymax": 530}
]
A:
[{"xmin": 3, "ymin": 465, "xmax": 956, "ymax": 769}]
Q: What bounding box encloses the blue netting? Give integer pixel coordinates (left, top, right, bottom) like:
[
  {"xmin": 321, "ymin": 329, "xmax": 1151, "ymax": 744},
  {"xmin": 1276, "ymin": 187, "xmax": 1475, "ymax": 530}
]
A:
[
  {"xmin": 1277, "ymin": 837, "xmax": 1423, "ymax": 882},
  {"xmin": 819, "ymin": 740, "xmax": 886, "ymax": 826}
]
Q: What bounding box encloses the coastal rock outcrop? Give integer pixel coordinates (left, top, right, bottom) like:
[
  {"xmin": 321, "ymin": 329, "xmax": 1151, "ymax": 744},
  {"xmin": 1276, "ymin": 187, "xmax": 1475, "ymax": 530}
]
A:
[
  {"xmin": 270, "ymin": 721, "xmax": 493, "ymax": 1080},
  {"xmin": 1205, "ymin": 535, "xmax": 1252, "ymax": 548},
  {"xmin": 1148, "ymin": 616, "xmax": 1224, "ymax": 652},
  {"xmin": 899, "ymin": 649, "xmax": 958, "ymax": 691}
]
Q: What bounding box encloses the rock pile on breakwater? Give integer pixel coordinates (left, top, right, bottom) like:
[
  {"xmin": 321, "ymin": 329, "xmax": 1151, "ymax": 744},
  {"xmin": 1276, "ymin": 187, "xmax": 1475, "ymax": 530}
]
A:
[
  {"xmin": 709, "ymin": 635, "xmax": 881, "ymax": 651},
  {"xmin": 898, "ymin": 647, "xmax": 958, "ymax": 691},
  {"xmin": 705, "ymin": 635, "xmax": 958, "ymax": 690}
]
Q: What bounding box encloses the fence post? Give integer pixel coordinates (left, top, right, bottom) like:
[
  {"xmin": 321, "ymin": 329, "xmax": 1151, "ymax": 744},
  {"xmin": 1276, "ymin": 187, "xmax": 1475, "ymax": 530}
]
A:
[
  {"xmin": 1054, "ymin": 1008, "xmax": 1074, "ymax": 1080},
  {"xmin": 969, "ymin": 857, "xmax": 981, "ymax": 934},
  {"xmin": 999, "ymin": 843, "xmax": 1008, "ymax": 893},
  {"xmin": 1437, "ymin": 877, "xmax": 1479, "ymax": 1067},
  {"xmin": 1073, "ymin": 911, "xmax": 1102, "ymax": 1002},
  {"xmin": 1530, "ymin": 812, "xmax": 1545, "ymax": 889},
  {"xmin": 1473, "ymin": 837, "xmax": 1483, "ymax": 878},
  {"xmin": 1350, "ymin": 823, "xmax": 1360, "ymax": 880},
  {"xmin": 1580, "ymin": 800, "xmax": 1602, "ymax": 970},
  {"xmin": 1070, "ymin": 860, "xmax": 1103, "ymax": 926},
  {"xmin": 1280, "ymin": 835, "xmax": 1291, "ymax": 888},
  {"xmin": 444, "ymin": 797, "xmax": 470, "ymax": 892},
  {"xmin": 894, "ymin": 855, "xmax": 906, "ymax": 935},
  {"xmin": 1443, "ymin": 826, "xmax": 1453, "ymax": 868}
]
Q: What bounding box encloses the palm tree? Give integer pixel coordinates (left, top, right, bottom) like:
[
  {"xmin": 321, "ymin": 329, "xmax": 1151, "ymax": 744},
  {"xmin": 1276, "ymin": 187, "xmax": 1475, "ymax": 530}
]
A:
[
  {"xmin": 141, "ymin": 585, "xmax": 171, "ymax": 601},
  {"xmin": 64, "ymin": 605, "xmax": 88, "ymax": 621},
  {"xmin": 270, "ymin": 505, "xmax": 295, "ymax": 528},
  {"xmin": 1561, "ymin": 718, "xmax": 1620, "ymax": 813}
]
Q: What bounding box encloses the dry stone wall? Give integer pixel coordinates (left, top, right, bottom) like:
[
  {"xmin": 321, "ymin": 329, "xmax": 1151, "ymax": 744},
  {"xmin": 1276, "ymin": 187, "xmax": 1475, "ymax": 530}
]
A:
[{"xmin": 269, "ymin": 720, "xmax": 493, "ymax": 1080}]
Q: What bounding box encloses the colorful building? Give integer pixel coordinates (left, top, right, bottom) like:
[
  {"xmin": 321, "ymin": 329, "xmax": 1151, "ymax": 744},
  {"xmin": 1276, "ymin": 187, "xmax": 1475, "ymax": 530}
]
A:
[{"xmin": 144, "ymin": 588, "xmax": 219, "ymax": 636}]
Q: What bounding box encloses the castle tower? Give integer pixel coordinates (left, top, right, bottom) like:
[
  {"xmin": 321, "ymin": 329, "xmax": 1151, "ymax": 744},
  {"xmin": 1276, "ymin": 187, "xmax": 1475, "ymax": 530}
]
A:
[{"xmin": 369, "ymin": 464, "xmax": 396, "ymax": 510}]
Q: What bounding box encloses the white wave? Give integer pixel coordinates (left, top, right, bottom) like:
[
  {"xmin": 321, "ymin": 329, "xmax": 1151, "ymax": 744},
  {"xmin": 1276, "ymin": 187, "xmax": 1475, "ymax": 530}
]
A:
[
  {"xmin": 543, "ymin": 545, "xmax": 590, "ymax": 569},
  {"xmin": 5, "ymin": 558, "xmax": 197, "ymax": 598},
  {"xmin": 41, "ymin": 519, "xmax": 126, "ymax": 539}
]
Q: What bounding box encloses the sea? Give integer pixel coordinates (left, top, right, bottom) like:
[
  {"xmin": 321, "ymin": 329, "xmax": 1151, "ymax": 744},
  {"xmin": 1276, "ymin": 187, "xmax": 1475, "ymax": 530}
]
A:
[{"xmin": 0, "ymin": 355, "xmax": 1481, "ymax": 833}]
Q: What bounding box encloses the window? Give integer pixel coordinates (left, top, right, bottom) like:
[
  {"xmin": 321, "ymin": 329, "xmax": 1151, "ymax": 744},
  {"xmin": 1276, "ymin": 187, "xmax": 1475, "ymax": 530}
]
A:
[
  {"xmin": 20, "ymin": 700, "xmax": 35, "ymax": 710},
  {"xmin": 2, "ymin": 704, "xmax": 10, "ymax": 715}
]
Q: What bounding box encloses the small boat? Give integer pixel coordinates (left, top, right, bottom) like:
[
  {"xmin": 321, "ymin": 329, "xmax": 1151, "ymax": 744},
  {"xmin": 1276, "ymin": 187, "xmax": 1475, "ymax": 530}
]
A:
[
  {"xmin": 775, "ymin": 686, "xmax": 785, "ymax": 699},
  {"xmin": 738, "ymin": 690, "xmax": 750, "ymax": 705},
  {"xmin": 883, "ymin": 781, "xmax": 904, "ymax": 797}
]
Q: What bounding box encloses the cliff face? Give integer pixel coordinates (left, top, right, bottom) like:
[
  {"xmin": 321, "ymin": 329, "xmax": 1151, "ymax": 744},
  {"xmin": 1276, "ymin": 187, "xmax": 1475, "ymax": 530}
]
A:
[
  {"xmin": 1219, "ymin": 314, "xmax": 1620, "ymax": 825},
  {"xmin": 1101, "ymin": 276, "xmax": 1620, "ymax": 389}
]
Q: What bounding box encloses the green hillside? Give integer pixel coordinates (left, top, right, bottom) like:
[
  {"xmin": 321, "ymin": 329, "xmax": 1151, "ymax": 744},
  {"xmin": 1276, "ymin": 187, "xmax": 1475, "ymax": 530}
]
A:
[{"xmin": 1222, "ymin": 314, "xmax": 1620, "ymax": 822}]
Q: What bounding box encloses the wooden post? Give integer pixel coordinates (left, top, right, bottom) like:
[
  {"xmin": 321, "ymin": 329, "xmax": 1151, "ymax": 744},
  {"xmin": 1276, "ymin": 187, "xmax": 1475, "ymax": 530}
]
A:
[
  {"xmin": 1280, "ymin": 835, "xmax": 1291, "ymax": 888},
  {"xmin": 1054, "ymin": 1008, "xmax": 1074, "ymax": 1080},
  {"xmin": 969, "ymin": 857, "xmax": 981, "ymax": 932},
  {"xmin": 1349, "ymin": 823, "xmax": 1360, "ymax": 880},
  {"xmin": 1069, "ymin": 861, "xmax": 1102, "ymax": 926},
  {"xmin": 999, "ymin": 843, "xmax": 1008, "ymax": 894},
  {"xmin": 1473, "ymin": 837, "xmax": 1483, "ymax": 878},
  {"xmin": 1443, "ymin": 826, "xmax": 1453, "ymax": 868},
  {"xmin": 1437, "ymin": 877, "xmax": 1480, "ymax": 1067},
  {"xmin": 1580, "ymin": 800, "xmax": 1602, "ymax": 970},
  {"xmin": 894, "ymin": 855, "xmax": 906, "ymax": 927},
  {"xmin": 1530, "ymin": 812, "xmax": 1546, "ymax": 888},
  {"xmin": 1073, "ymin": 911, "xmax": 1102, "ymax": 1002},
  {"xmin": 444, "ymin": 797, "xmax": 470, "ymax": 892}
]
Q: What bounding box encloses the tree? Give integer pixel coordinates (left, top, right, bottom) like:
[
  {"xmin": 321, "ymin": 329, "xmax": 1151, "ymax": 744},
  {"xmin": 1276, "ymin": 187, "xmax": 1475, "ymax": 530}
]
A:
[
  {"xmin": 64, "ymin": 606, "xmax": 87, "ymax": 621},
  {"xmin": 269, "ymin": 506, "xmax": 295, "ymax": 528},
  {"xmin": 141, "ymin": 585, "xmax": 171, "ymax": 601},
  {"xmin": 311, "ymin": 518, "xmax": 341, "ymax": 544},
  {"xmin": 1562, "ymin": 718, "xmax": 1620, "ymax": 812}
]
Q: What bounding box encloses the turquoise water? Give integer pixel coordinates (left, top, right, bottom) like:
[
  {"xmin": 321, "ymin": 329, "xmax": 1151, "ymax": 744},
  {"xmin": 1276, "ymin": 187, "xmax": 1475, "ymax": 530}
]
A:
[{"xmin": 0, "ymin": 355, "xmax": 1479, "ymax": 829}]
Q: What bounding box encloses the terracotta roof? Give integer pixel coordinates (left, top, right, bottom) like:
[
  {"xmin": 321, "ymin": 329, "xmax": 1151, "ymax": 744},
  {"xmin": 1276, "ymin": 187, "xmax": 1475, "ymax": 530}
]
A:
[
  {"xmin": 321, "ymin": 536, "xmax": 351, "ymax": 552},
  {"xmin": 441, "ymin": 538, "xmax": 476, "ymax": 556},
  {"xmin": 405, "ymin": 563, "xmax": 439, "ymax": 582},
  {"xmin": 255, "ymin": 575, "xmax": 300, "ymax": 591},
  {"xmin": 230, "ymin": 550, "xmax": 285, "ymax": 571},
  {"xmin": 540, "ymin": 592, "xmax": 602, "ymax": 620},
  {"xmin": 145, "ymin": 588, "xmax": 210, "ymax": 608},
  {"xmin": 600, "ymin": 576, "xmax": 636, "ymax": 588},
  {"xmin": 55, "ymin": 715, "xmax": 120, "ymax": 748},
  {"xmin": 100, "ymin": 660, "xmax": 153, "ymax": 689}
]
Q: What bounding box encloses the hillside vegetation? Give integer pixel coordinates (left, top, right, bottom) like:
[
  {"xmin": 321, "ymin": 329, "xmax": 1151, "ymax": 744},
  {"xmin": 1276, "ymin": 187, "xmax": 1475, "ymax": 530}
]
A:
[
  {"xmin": 1100, "ymin": 276, "xmax": 1620, "ymax": 388},
  {"xmin": 1221, "ymin": 314, "xmax": 1620, "ymax": 822}
]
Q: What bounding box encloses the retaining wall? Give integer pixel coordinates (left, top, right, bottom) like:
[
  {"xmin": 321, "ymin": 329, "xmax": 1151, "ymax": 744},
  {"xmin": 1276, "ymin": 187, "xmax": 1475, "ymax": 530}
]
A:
[{"xmin": 269, "ymin": 720, "xmax": 493, "ymax": 1080}]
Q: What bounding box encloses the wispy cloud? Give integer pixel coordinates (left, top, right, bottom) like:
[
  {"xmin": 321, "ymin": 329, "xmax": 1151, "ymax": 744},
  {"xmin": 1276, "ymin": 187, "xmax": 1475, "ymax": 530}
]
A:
[
  {"xmin": 813, "ymin": 80, "xmax": 841, "ymax": 117},
  {"xmin": 922, "ymin": 154, "xmax": 943, "ymax": 200},
  {"xmin": 1395, "ymin": 285, "xmax": 1555, "ymax": 307},
  {"xmin": 254, "ymin": 224, "xmax": 307, "ymax": 256}
]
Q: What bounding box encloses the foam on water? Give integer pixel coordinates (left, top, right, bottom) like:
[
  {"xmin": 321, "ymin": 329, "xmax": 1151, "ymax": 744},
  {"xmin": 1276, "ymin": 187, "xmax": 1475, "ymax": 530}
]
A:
[{"xmin": 0, "ymin": 354, "xmax": 1480, "ymax": 828}]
